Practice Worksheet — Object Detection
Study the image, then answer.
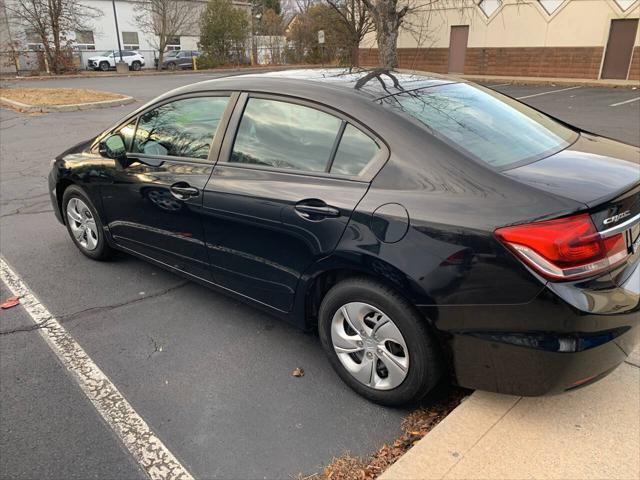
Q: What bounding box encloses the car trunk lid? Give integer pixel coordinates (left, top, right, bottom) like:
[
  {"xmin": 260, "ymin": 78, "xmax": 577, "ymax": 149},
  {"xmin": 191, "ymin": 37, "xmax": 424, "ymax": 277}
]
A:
[{"xmin": 502, "ymin": 133, "xmax": 640, "ymax": 284}]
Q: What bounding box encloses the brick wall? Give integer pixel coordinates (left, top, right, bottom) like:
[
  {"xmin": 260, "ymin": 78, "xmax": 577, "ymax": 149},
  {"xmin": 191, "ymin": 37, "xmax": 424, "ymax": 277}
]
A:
[
  {"xmin": 360, "ymin": 46, "xmax": 608, "ymax": 79},
  {"xmin": 629, "ymin": 46, "xmax": 640, "ymax": 81}
]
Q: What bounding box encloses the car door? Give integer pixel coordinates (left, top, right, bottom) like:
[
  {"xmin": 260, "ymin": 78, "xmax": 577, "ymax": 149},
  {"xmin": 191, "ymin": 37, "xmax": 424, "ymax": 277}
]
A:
[
  {"xmin": 179, "ymin": 51, "xmax": 191, "ymax": 68},
  {"xmin": 201, "ymin": 93, "xmax": 388, "ymax": 312},
  {"xmin": 100, "ymin": 92, "xmax": 237, "ymax": 280}
]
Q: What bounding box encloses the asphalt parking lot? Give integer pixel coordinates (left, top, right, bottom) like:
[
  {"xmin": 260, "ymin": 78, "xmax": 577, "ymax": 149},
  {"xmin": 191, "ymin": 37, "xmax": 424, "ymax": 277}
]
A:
[{"xmin": 1, "ymin": 72, "xmax": 639, "ymax": 480}]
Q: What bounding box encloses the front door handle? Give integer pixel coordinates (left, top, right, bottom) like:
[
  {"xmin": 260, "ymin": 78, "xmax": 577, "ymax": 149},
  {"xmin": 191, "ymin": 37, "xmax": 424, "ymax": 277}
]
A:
[
  {"xmin": 295, "ymin": 200, "xmax": 340, "ymax": 219},
  {"xmin": 170, "ymin": 183, "xmax": 199, "ymax": 200}
]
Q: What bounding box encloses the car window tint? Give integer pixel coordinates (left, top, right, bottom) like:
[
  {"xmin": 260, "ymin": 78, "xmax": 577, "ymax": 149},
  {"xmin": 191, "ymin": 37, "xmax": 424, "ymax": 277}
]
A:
[
  {"xmin": 230, "ymin": 98, "xmax": 341, "ymax": 173},
  {"xmin": 331, "ymin": 124, "xmax": 380, "ymax": 176},
  {"xmin": 132, "ymin": 97, "xmax": 229, "ymax": 160}
]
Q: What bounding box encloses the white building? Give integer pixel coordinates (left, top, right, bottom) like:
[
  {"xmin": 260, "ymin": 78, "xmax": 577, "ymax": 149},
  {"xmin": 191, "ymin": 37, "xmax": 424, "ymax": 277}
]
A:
[
  {"xmin": 1, "ymin": 0, "xmax": 251, "ymax": 71},
  {"xmin": 66, "ymin": 0, "xmax": 205, "ymax": 54}
]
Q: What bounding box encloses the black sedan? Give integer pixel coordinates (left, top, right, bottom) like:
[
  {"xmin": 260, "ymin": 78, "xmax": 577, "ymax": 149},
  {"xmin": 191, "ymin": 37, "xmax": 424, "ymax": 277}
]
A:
[{"xmin": 49, "ymin": 69, "xmax": 640, "ymax": 406}]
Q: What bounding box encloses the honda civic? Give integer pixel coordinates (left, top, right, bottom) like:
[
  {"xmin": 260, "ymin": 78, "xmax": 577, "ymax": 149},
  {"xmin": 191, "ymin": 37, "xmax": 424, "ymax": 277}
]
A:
[{"xmin": 49, "ymin": 69, "xmax": 640, "ymax": 405}]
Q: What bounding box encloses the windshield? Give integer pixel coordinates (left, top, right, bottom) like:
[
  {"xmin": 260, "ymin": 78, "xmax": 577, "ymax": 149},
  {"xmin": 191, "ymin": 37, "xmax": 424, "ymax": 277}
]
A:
[{"xmin": 381, "ymin": 83, "xmax": 577, "ymax": 169}]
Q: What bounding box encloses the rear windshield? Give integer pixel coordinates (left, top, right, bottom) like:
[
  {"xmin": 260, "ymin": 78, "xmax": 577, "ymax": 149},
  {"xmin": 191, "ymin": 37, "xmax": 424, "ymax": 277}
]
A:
[{"xmin": 381, "ymin": 83, "xmax": 577, "ymax": 169}]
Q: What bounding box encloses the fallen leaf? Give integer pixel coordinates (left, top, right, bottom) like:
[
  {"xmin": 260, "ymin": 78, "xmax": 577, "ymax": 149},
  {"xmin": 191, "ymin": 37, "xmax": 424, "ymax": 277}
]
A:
[
  {"xmin": 1, "ymin": 297, "xmax": 20, "ymax": 309},
  {"xmin": 292, "ymin": 367, "xmax": 305, "ymax": 377}
]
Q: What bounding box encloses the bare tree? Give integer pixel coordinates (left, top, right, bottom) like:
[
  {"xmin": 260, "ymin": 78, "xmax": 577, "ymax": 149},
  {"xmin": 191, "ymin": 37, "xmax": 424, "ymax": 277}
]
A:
[
  {"xmin": 324, "ymin": 0, "xmax": 373, "ymax": 67},
  {"xmin": 134, "ymin": 0, "xmax": 200, "ymax": 69},
  {"xmin": 5, "ymin": 0, "xmax": 100, "ymax": 73},
  {"xmin": 360, "ymin": 0, "xmax": 443, "ymax": 68}
]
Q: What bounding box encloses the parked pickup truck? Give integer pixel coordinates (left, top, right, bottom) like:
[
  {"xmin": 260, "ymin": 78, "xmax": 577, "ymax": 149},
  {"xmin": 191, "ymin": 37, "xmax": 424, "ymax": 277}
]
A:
[{"xmin": 87, "ymin": 51, "xmax": 146, "ymax": 71}]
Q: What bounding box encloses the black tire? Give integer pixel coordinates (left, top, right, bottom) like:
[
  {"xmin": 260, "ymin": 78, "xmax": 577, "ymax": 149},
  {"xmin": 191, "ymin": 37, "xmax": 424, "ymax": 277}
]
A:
[
  {"xmin": 99, "ymin": 61, "xmax": 110, "ymax": 71},
  {"xmin": 131, "ymin": 61, "xmax": 141, "ymax": 71},
  {"xmin": 62, "ymin": 185, "xmax": 113, "ymax": 261},
  {"xmin": 167, "ymin": 62, "xmax": 177, "ymax": 71},
  {"xmin": 318, "ymin": 277, "xmax": 442, "ymax": 406}
]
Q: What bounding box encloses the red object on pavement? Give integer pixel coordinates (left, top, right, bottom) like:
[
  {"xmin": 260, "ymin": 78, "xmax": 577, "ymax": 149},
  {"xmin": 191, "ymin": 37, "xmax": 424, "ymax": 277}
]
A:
[{"xmin": 1, "ymin": 296, "xmax": 20, "ymax": 309}]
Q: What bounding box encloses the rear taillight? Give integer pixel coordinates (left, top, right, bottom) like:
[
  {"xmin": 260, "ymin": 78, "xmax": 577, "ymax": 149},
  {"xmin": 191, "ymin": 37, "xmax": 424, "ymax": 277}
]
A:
[{"xmin": 495, "ymin": 213, "xmax": 629, "ymax": 281}]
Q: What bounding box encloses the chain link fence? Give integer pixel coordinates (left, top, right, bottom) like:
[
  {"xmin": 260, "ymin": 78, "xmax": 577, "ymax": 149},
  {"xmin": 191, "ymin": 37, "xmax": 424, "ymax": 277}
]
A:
[{"xmin": 1, "ymin": 43, "xmax": 353, "ymax": 75}]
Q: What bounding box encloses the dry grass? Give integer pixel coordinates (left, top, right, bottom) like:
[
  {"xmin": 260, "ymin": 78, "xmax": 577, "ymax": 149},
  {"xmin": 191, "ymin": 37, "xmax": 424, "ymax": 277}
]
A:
[
  {"xmin": 0, "ymin": 87, "xmax": 126, "ymax": 106},
  {"xmin": 297, "ymin": 388, "xmax": 468, "ymax": 480}
]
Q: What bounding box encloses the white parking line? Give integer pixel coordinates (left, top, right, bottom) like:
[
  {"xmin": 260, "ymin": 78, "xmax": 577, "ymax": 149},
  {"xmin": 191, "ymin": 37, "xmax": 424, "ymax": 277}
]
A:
[
  {"xmin": 609, "ymin": 96, "xmax": 640, "ymax": 107},
  {"xmin": 0, "ymin": 257, "xmax": 194, "ymax": 480},
  {"xmin": 516, "ymin": 85, "xmax": 582, "ymax": 100}
]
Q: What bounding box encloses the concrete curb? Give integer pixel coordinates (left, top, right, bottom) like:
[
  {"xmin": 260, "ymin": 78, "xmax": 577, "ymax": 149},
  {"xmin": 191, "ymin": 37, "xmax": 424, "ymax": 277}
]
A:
[
  {"xmin": 0, "ymin": 95, "xmax": 136, "ymax": 113},
  {"xmin": 396, "ymin": 69, "xmax": 640, "ymax": 88},
  {"xmin": 0, "ymin": 64, "xmax": 315, "ymax": 81},
  {"xmin": 379, "ymin": 392, "xmax": 521, "ymax": 480},
  {"xmin": 459, "ymin": 75, "xmax": 640, "ymax": 88},
  {"xmin": 380, "ymin": 358, "xmax": 640, "ymax": 480}
]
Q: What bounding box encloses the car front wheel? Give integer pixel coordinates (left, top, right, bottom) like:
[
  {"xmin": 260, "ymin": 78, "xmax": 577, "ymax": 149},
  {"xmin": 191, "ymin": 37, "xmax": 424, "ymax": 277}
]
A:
[
  {"xmin": 99, "ymin": 61, "xmax": 109, "ymax": 71},
  {"xmin": 318, "ymin": 277, "xmax": 442, "ymax": 406},
  {"xmin": 131, "ymin": 61, "xmax": 141, "ymax": 71},
  {"xmin": 62, "ymin": 185, "xmax": 112, "ymax": 260}
]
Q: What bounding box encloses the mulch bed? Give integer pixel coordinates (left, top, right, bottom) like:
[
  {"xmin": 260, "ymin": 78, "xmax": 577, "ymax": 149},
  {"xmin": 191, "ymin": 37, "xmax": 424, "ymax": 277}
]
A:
[{"xmin": 298, "ymin": 387, "xmax": 469, "ymax": 480}]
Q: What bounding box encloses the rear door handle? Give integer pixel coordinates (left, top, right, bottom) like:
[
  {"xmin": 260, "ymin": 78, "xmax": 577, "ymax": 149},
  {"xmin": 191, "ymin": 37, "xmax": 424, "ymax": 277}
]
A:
[
  {"xmin": 295, "ymin": 201, "xmax": 340, "ymax": 219},
  {"xmin": 170, "ymin": 183, "xmax": 199, "ymax": 199}
]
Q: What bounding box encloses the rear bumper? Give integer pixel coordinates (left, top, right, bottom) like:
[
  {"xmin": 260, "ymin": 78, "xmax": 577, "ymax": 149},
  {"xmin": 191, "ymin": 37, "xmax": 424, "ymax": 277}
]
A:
[{"xmin": 426, "ymin": 263, "xmax": 640, "ymax": 396}]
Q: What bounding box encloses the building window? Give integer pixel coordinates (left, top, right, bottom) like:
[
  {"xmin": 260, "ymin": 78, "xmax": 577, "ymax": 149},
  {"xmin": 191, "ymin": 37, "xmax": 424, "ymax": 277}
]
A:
[
  {"xmin": 75, "ymin": 30, "xmax": 95, "ymax": 50},
  {"xmin": 166, "ymin": 36, "xmax": 181, "ymax": 51},
  {"xmin": 25, "ymin": 29, "xmax": 44, "ymax": 51},
  {"xmin": 122, "ymin": 32, "xmax": 139, "ymax": 50},
  {"xmin": 614, "ymin": 0, "xmax": 635, "ymax": 10},
  {"xmin": 477, "ymin": 0, "xmax": 501, "ymax": 17},
  {"xmin": 537, "ymin": 0, "xmax": 563, "ymax": 14}
]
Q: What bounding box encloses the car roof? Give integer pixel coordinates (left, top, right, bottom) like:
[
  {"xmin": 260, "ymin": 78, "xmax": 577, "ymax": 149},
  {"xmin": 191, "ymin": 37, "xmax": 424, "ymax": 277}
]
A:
[{"xmin": 162, "ymin": 68, "xmax": 460, "ymax": 102}]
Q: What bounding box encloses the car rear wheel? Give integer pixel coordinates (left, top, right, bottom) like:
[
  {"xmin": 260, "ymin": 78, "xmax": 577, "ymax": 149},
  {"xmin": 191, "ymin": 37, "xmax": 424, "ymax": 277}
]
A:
[
  {"xmin": 318, "ymin": 277, "xmax": 442, "ymax": 406},
  {"xmin": 167, "ymin": 62, "xmax": 177, "ymax": 71},
  {"xmin": 131, "ymin": 61, "xmax": 141, "ymax": 71},
  {"xmin": 99, "ymin": 61, "xmax": 109, "ymax": 71},
  {"xmin": 62, "ymin": 186, "xmax": 112, "ymax": 260}
]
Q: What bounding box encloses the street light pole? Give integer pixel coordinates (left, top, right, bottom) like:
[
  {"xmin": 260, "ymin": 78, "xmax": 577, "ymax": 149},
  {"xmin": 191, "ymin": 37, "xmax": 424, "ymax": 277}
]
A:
[{"xmin": 111, "ymin": 0, "xmax": 123, "ymax": 62}]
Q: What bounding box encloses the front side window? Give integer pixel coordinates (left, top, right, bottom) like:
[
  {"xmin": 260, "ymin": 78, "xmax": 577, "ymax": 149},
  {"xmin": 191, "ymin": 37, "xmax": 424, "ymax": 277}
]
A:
[
  {"xmin": 230, "ymin": 98, "xmax": 342, "ymax": 173},
  {"xmin": 132, "ymin": 96, "xmax": 229, "ymax": 160},
  {"xmin": 117, "ymin": 119, "xmax": 137, "ymax": 151},
  {"xmin": 383, "ymin": 83, "xmax": 577, "ymax": 169}
]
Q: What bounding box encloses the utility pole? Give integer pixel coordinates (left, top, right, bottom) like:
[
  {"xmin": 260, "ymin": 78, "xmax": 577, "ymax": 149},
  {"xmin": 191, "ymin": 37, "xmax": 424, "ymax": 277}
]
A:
[{"xmin": 111, "ymin": 0, "xmax": 123, "ymax": 62}]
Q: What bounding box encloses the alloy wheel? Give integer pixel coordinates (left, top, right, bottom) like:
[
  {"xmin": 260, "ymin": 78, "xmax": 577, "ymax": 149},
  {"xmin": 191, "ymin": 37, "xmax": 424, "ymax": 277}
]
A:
[
  {"xmin": 66, "ymin": 197, "xmax": 99, "ymax": 251},
  {"xmin": 330, "ymin": 302, "xmax": 409, "ymax": 390}
]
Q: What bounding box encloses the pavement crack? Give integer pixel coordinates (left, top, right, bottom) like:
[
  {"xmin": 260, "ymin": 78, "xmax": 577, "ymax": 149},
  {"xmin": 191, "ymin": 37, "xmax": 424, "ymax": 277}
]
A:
[
  {"xmin": 624, "ymin": 360, "xmax": 640, "ymax": 369},
  {"xmin": 0, "ymin": 208, "xmax": 53, "ymax": 219},
  {"xmin": 57, "ymin": 281, "xmax": 190, "ymax": 323},
  {"xmin": 0, "ymin": 317, "xmax": 55, "ymax": 335},
  {"xmin": 146, "ymin": 334, "xmax": 164, "ymax": 359}
]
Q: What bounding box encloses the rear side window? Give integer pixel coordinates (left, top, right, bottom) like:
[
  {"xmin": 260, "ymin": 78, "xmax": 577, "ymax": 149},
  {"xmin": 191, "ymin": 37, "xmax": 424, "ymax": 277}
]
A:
[
  {"xmin": 330, "ymin": 124, "xmax": 380, "ymax": 176},
  {"xmin": 382, "ymin": 83, "xmax": 577, "ymax": 169},
  {"xmin": 230, "ymin": 98, "xmax": 341, "ymax": 173},
  {"xmin": 132, "ymin": 96, "xmax": 229, "ymax": 159}
]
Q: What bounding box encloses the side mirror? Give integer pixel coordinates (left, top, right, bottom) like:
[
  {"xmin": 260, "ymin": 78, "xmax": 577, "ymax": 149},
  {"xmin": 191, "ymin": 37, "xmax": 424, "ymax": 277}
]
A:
[{"xmin": 99, "ymin": 134, "xmax": 126, "ymax": 160}]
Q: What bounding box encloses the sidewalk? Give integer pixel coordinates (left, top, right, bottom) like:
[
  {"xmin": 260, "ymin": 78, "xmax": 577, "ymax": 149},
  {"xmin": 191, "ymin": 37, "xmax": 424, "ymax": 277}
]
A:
[{"xmin": 381, "ymin": 347, "xmax": 640, "ymax": 480}]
